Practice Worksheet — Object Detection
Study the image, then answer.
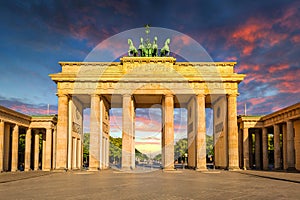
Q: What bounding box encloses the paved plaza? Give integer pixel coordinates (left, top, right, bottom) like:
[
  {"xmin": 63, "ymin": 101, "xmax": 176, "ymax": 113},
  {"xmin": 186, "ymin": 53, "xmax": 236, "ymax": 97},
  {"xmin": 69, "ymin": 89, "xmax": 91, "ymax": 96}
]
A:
[{"xmin": 0, "ymin": 169, "xmax": 299, "ymax": 199}]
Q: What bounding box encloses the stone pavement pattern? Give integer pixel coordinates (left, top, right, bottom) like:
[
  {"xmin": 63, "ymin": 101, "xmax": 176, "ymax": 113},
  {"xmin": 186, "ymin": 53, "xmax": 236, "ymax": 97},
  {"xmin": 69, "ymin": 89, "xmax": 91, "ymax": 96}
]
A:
[{"xmin": 0, "ymin": 170, "xmax": 299, "ymax": 199}]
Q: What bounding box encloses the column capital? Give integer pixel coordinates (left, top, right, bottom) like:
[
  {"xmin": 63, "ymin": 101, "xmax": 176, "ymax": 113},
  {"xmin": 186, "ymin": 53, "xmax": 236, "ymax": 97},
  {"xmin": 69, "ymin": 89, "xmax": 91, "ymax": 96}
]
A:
[
  {"xmin": 196, "ymin": 93, "xmax": 206, "ymax": 97},
  {"xmin": 227, "ymin": 93, "xmax": 239, "ymax": 98},
  {"xmin": 90, "ymin": 93, "xmax": 100, "ymax": 98},
  {"xmin": 57, "ymin": 93, "xmax": 69, "ymax": 98},
  {"xmin": 122, "ymin": 93, "xmax": 132, "ymax": 98},
  {"xmin": 165, "ymin": 94, "xmax": 174, "ymax": 98},
  {"xmin": 46, "ymin": 128, "xmax": 52, "ymax": 133}
]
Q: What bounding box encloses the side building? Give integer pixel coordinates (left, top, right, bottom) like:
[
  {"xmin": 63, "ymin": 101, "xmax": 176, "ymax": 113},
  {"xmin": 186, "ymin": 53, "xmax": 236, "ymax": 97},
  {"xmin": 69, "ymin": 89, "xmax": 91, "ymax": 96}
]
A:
[
  {"xmin": 0, "ymin": 105, "xmax": 66, "ymax": 172},
  {"xmin": 238, "ymin": 102, "xmax": 300, "ymax": 171}
]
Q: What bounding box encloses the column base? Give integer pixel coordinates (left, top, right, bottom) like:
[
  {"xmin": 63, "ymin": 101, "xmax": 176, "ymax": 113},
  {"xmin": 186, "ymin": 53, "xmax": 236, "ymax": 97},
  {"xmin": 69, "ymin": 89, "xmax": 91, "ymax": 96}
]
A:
[
  {"xmin": 195, "ymin": 168, "xmax": 208, "ymax": 172},
  {"xmin": 228, "ymin": 166, "xmax": 241, "ymax": 171},
  {"xmin": 53, "ymin": 167, "xmax": 68, "ymax": 172},
  {"xmin": 285, "ymin": 167, "xmax": 297, "ymax": 172},
  {"xmin": 163, "ymin": 166, "xmax": 175, "ymax": 171},
  {"xmin": 88, "ymin": 167, "xmax": 100, "ymax": 171}
]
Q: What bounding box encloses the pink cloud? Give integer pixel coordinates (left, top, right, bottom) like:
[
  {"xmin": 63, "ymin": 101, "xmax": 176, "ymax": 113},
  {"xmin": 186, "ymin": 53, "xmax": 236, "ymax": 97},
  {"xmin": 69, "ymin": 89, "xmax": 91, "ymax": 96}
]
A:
[
  {"xmin": 9, "ymin": 105, "xmax": 56, "ymax": 115},
  {"xmin": 228, "ymin": 8, "xmax": 295, "ymax": 57},
  {"xmin": 268, "ymin": 64, "xmax": 290, "ymax": 73},
  {"xmin": 135, "ymin": 141, "xmax": 160, "ymax": 145},
  {"xmin": 291, "ymin": 35, "xmax": 300, "ymax": 43}
]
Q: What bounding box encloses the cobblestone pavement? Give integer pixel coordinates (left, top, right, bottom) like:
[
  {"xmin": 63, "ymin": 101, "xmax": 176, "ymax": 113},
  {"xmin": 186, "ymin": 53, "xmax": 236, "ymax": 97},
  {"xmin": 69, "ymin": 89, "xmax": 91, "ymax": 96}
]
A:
[{"xmin": 0, "ymin": 169, "xmax": 299, "ymax": 199}]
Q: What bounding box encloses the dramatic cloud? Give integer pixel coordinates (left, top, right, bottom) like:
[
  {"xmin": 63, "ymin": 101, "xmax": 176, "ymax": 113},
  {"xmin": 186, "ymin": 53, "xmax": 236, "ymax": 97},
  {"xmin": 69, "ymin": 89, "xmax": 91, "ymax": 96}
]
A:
[{"xmin": 1, "ymin": 1, "xmax": 299, "ymax": 154}]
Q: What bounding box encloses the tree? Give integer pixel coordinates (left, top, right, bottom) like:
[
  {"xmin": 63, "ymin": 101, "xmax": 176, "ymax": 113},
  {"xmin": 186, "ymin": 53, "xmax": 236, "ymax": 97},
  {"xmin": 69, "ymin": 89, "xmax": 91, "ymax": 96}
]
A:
[
  {"xmin": 83, "ymin": 133, "xmax": 90, "ymax": 163},
  {"xmin": 174, "ymin": 138, "xmax": 188, "ymax": 161},
  {"xmin": 109, "ymin": 136, "xmax": 122, "ymax": 164},
  {"xmin": 206, "ymin": 135, "xmax": 214, "ymax": 156},
  {"xmin": 135, "ymin": 149, "xmax": 149, "ymax": 161},
  {"xmin": 153, "ymin": 154, "xmax": 162, "ymax": 162}
]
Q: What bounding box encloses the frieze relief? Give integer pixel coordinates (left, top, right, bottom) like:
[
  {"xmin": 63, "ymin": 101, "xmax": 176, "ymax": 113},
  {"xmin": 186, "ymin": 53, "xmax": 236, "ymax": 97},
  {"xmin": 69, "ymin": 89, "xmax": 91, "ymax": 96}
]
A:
[{"xmin": 72, "ymin": 122, "xmax": 82, "ymax": 134}]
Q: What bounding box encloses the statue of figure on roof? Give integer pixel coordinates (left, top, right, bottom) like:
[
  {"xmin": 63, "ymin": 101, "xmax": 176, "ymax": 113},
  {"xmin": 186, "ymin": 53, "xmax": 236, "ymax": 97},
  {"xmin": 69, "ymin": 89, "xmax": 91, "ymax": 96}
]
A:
[
  {"xmin": 160, "ymin": 38, "xmax": 170, "ymax": 57},
  {"xmin": 138, "ymin": 37, "xmax": 145, "ymax": 57},
  {"xmin": 127, "ymin": 25, "xmax": 171, "ymax": 57},
  {"xmin": 152, "ymin": 36, "xmax": 158, "ymax": 57},
  {"xmin": 128, "ymin": 39, "xmax": 138, "ymax": 56}
]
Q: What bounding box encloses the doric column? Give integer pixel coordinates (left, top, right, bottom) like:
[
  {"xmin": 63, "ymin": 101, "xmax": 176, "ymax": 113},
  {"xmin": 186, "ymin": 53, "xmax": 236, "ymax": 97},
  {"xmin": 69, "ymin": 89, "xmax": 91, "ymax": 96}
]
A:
[
  {"xmin": 102, "ymin": 136, "xmax": 105, "ymax": 169},
  {"xmin": 0, "ymin": 121, "xmax": 4, "ymax": 172},
  {"xmin": 4, "ymin": 124, "xmax": 10, "ymax": 171},
  {"xmin": 273, "ymin": 124, "xmax": 281, "ymax": 169},
  {"xmin": 122, "ymin": 94, "xmax": 135, "ymax": 170},
  {"xmin": 286, "ymin": 120, "xmax": 295, "ymax": 170},
  {"xmin": 262, "ymin": 127, "xmax": 269, "ymax": 170},
  {"xmin": 227, "ymin": 94, "xmax": 239, "ymax": 170},
  {"xmin": 43, "ymin": 128, "xmax": 52, "ymax": 171},
  {"xmin": 282, "ymin": 123, "xmax": 287, "ymax": 170},
  {"xmin": 25, "ymin": 128, "xmax": 32, "ymax": 171},
  {"xmin": 162, "ymin": 94, "xmax": 174, "ymax": 170},
  {"xmin": 67, "ymin": 99, "xmax": 73, "ymax": 170},
  {"xmin": 42, "ymin": 132, "xmax": 46, "ymax": 170},
  {"xmin": 255, "ymin": 129, "xmax": 261, "ymax": 169},
  {"xmin": 238, "ymin": 127, "xmax": 243, "ymax": 169},
  {"xmin": 72, "ymin": 137, "xmax": 77, "ymax": 169},
  {"xmin": 106, "ymin": 138, "xmax": 109, "ymax": 168},
  {"xmin": 56, "ymin": 94, "xmax": 69, "ymax": 170},
  {"xmin": 11, "ymin": 124, "xmax": 19, "ymax": 171},
  {"xmin": 52, "ymin": 128, "xmax": 57, "ymax": 170},
  {"xmin": 243, "ymin": 128, "xmax": 250, "ymax": 170},
  {"xmin": 89, "ymin": 94, "xmax": 101, "ymax": 171},
  {"xmin": 196, "ymin": 94, "xmax": 207, "ymax": 171},
  {"xmin": 77, "ymin": 139, "xmax": 81, "ymax": 169},
  {"xmin": 34, "ymin": 130, "xmax": 40, "ymax": 170}
]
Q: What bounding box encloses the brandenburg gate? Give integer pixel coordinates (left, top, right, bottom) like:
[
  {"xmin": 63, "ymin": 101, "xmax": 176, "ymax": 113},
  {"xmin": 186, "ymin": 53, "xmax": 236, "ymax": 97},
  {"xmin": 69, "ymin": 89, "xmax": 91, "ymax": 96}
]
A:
[{"xmin": 50, "ymin": 55, "xmax": 245, "ymax": 171}]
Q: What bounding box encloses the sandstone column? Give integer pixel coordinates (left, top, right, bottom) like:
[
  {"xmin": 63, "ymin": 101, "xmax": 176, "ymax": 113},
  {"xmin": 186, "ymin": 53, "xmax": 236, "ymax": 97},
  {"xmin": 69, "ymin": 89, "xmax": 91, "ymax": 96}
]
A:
[
  {"xmin": 255, "ymin": 129, "xmax": 261, "ymax": 169},
  {"xmin": 56, "ymin": 94, "xmax": 69, "ymax": 170},
  {"xmin": 52, "ymin": 128, "xmax": 57, "ymax": 169},
  {"xmin": 72, "ymin": 137, "xmax": 77, "ymax": 169},
  {"xmin": 102, "ymin": 136, "xmax": 105, "ymax": 169},
  {"xmin": 243, "ymin": 128, "xmax": 249, "ymax": 170},
  {"xmin": 77, "ymin": 139, "xmax": 81, "ymax": 169},
  {"xmin": 89, "ymin": 94, "xmax": 101, "ymax": 171},
  {"xmin": 282, "ymin": 123, "xmax": 287, "ymax": 170},
  {"xmin": 25, "ymin": 128, "xmax": 32, "ymax": 171},
  {"xmin": 273, "ymin": 124, "xmax": 281, "ymax": 169},
  {"xmin": 122, "ymin": 94, "xmax": 135, "ymax": 170},
  {"xmin": 11, "ymin": 124, "xmax": 19, "ymax": 171},
  {"xmin": 43, "ymin": 128, "xmax": 52, "ymax": 171},
  {"xmin": 131, "ymin": 100, "xmax": 136, "ymax": 169},
  {"xmin": 286, "ymin": 120, "xmax": 295, "ymax": 170},
  {"xmin": 238, "ymin": 127, "xmax": 243, "ymax": 169},
  {"xmin": 227, "ymin": 94, "xmax": 239, "ymax": 170},
  {"xmin": 34, "ymin": 130, "xmax": 40, "ymax": 170},
  {"xmin": 162, "ymin": 94, "xmax": 174, "ymax": 170},
  {"xmin": 196, "ymin": 94, "xmax": 207, "ymax": 171},
  {"xmin": 67, "ymin": 99, "xmax": 73, "ymax": 170},
  {"xmin": 0, "ymin": 121, "xmax": 4, "ymax": 172},
  {"xmin": 4, "ymin": 124, "xmax": 10, "ymax": 171},
  {"xmin": 106, "ymin": 138, "xmax": 109, "ymax": 168},
  {"xmin": 262, "ymin": 127, "xmax": 269, "ymax": 170},
  {"xmin": 42, "ymin": 132, "xmax": 46, "ymax": 170}
]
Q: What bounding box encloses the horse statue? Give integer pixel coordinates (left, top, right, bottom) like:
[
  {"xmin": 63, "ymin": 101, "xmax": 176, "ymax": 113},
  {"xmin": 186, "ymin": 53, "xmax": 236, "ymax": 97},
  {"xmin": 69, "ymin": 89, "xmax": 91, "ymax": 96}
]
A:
[
  {"xmin": 160, "ymin": 38, "xmax": 170, "ymax": 56},
  {"xmin": 152, "ymin": 36, "xmax": 158, "ymax": 57},
  {"xmin": 128, "ymin": 39, "xmax": 138, "ymax": 56},
  {"xmin": 138, "ymin": 37, "xmax": 145, "ymax": 57}
]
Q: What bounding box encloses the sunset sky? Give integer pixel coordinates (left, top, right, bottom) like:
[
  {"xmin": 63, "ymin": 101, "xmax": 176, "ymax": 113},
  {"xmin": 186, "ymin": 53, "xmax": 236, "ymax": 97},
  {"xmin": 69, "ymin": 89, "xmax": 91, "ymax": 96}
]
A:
[{"xmin": 1, "ymin": 1, "xmax": 299, "ymax": 154}]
